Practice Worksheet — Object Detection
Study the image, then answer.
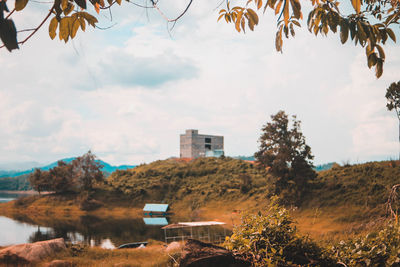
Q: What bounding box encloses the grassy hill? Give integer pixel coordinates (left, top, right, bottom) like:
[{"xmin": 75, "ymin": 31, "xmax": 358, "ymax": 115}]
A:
[
  {"xmin": 3, "ymin": 157, "xmax": 400, "ymax": 241},
  {"xmin": 108, "ymin": 157, "xmax": 269, "ymax": 206},
  {"xmin": 306, "ymin": 160, "xmax": 400, "ymax": 209},
  {"xmin": 108, "ymin": 158, "xmax": 400, "ymax": 209}
]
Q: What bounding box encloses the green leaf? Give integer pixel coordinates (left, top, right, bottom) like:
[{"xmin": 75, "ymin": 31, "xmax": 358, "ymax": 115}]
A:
[{"xmin": 15, "ymin": 0, "xmax": 28, "ymax": 11}]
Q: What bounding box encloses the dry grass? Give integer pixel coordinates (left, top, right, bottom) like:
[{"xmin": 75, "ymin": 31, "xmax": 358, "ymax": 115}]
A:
[
  {"xmin": 0, "ymin": 194, "xmax": 143, "ymax": 223},
  {"xmin": 38, "ymin": 245, "xmax": 174, "ymax": 267}
]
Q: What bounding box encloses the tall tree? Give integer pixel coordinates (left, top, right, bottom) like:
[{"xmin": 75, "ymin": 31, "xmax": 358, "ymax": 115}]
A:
[
  {"xmin": 255, "ymin": 110, "xmax": 316, "ymax": 204},
  {"xmin": 50, "ymin": 161, "xmax": 76, "ymax": 193},
  {"xmin": 386, "ymin": 81, "xmax": 400, "ymax": 159},
  {"xmin": 73, "ymin": 151, "xmax": 104, "ymax": 192},
  {"xmin": 28, "ymin": 168, "xmax": 52, "ymax": 194}
]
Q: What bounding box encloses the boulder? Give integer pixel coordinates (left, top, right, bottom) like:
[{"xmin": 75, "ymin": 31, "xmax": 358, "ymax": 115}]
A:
[
  {"xmin": 179, "ymin": 239, "xmax": 251, "ymax": 267},
  {"xmin": 0, "ymin": 238, "xmax": 66, "ymax": 265},
  {"xmin": 166, "ymin": 241, "xmax": 183, "ymax": 253}
]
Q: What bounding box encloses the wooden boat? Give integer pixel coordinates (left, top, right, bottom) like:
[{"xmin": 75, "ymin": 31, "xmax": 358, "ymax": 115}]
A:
[{"xmin": 117, "ymin": 241, "xmax": 148, "ymax": 249}]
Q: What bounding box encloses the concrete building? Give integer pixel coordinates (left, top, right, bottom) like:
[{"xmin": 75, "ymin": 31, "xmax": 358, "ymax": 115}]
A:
[{"xmin": 180, "ymin": 129, "xmax": 224, "ymax": 158}]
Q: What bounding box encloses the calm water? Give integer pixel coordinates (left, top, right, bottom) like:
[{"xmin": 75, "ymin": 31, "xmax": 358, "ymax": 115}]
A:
[
  {"xmin": 0, "ymin": 215, "xmax": 173, "ymax": 248},
  {"xmin": 0, "ymin": 192, "xmax": 33, "ymax": 203},
  {"xmin": 0, "ymin": 192, "xmax": 229, "ymax": 247}
]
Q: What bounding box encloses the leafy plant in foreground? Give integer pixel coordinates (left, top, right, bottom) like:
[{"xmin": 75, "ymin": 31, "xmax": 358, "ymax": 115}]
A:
[
  {"xmin": 224, "ymin": 196, "xmax": 336, "ymax": 266},
  {"xmin": 332, "ymin": 223, "xmax": 400, "ymax": 266}
]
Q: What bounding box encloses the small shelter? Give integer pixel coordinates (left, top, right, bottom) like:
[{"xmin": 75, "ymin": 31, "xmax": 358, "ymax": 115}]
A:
[
  {"xmin": 161, "ymin": 221, "xmax": 227, "ymax": 243},
  {"xmin": 143, "ymin": 203, "xmax": 169, "ymax": 216},
  {"xmin": 143, "ymin": 217, "xmax": 169, "ymax": 226}
]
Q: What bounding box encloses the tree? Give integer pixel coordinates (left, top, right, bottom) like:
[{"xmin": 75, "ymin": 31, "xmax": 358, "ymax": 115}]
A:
[
  {"xmin": 1, "ymin": 0, "xmax": 396, "ymax": 79},
  {"xmin": 0, "ymin": 0, "xmax": 193, "ymax": 51},
  {"xmin": 219, "ymin": 0, "xmax": 397, "ymax": 78},
  {"xmin": 28, "ymin": 168, "xmax": 52, "ymax": 194},
  {"xmin": 28, "ymin": 151, "xmax": 104, "ymax": 194},
  {"xmin": 255, "ymin": 110, "xmax": 316, "ymax": 204},
  {"xmin": 386, "ymin": 81, "xmax": 400, "ymax": 159},
  {"xmin": 50, "ymin": 160, "xmax": 76, "ymax": 193},
  {"xmin": 73, "ymin": 151, "xmax": 104, "ymax": 191}
]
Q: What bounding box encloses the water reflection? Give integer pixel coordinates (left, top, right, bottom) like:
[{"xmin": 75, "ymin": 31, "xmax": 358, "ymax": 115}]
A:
[
  {"xmin": 0, "ymin": 192, "xmax": 33, "ymax": 203},
  {"xmin": 0, "ymin": 215, "xmax": 169, "ymax": 247},
  {"xmin": 143, "ymin": 217, "xmax": 169, "ymax": 226}
]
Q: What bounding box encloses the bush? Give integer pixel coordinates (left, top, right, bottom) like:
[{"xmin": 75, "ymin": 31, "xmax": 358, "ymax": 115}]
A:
[
  {"xmin": 332, "ymin": 223, "xmax": 400, "ymax": 266},
  {"xmin": 224, "ymin": 196, "xmax": 336, "ymax": 266}
]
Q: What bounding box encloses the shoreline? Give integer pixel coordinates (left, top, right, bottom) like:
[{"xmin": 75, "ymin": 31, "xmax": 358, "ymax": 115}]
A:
[{"xmin": 0, "ymin": 190, "xmax": 40, "ymax": 195}]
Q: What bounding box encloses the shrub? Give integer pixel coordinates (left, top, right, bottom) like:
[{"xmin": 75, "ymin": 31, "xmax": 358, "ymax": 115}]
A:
[
  {"xmin": 224, "ymin": 196, "xmax": 336, "ymax": 266},
  {"xmin": 332, "ymin": 223, "xmax": 400, "ymax": 266}
]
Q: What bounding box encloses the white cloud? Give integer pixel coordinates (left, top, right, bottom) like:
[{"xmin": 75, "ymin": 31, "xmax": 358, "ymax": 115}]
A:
[{"xmin": 0, "ymin": 2, "xmax": 399, "ymax": 165}]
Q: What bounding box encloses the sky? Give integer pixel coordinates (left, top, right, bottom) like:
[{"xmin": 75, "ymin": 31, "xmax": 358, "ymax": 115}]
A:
[{"xmin": 0, "ymin": 0, "xmax": 399, "ymax": 166}]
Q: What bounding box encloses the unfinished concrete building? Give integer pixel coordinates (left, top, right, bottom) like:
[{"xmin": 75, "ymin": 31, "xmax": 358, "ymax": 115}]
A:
[{"xmin": 180, "ymin": 129, "xmax": 224, "ymax": 158}]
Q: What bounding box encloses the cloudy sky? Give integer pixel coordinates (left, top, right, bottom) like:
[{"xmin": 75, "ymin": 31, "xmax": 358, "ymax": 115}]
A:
[{"xmin": 0, "ymin": 0, "xmax": 399, "ymax": 166}]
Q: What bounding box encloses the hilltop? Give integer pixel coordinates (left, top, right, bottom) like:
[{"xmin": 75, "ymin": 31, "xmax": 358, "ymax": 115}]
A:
[{"xmin": 108, "ymin": 157, "xmax": 269, "ymax": 205}]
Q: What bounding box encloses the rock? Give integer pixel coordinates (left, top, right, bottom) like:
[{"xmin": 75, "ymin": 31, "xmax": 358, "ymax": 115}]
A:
[
  {"xmin": 0, "ymin": 238, "xmax": 66, "ymax": 265},
  {"xmin": 179, "ymin": 239, "xmax": 251, "ymax": 267},
  {"xmin": 166, "ymin": 241, "xmax": 183, "ymax": 253},
  {"xmin": 45, "ymin": 259, "xmax": 74, "ymax": 267}
]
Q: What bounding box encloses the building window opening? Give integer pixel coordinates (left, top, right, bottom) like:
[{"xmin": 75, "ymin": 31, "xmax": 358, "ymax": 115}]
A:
[
  {"xmin": 205, "ymin": 138, "xmax": 211, "ymax": 143},
  {"xmin": 205, "ymin": 144, "xmax": 211, "ymax": 150}
]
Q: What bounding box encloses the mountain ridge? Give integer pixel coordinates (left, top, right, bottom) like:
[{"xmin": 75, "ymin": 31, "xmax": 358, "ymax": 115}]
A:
[{"xmin": 0, "ymin": 158, "xmax": 136, "ymax": 178}]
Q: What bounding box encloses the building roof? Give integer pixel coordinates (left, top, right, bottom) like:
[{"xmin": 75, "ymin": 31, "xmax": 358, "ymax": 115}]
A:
[
  {"xmin": 143, "ymin": 217, "xmax": 169, "ymax": 226},
  {"xmin": 161, "ymin": 221, "xmax": 226, "ymax": 229},
  {"xmin": 143, "ymin": 203, "xmax": 169, "ymax": 212}
]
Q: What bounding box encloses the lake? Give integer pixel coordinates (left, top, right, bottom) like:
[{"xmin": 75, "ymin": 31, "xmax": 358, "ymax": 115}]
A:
[
  {"xmin": 0, "ymin": 193, "xmax": 229, "ymax": 248},
  {"xmin": 0, "ymin": 192, "xmax": 34, "ymax": 203}
]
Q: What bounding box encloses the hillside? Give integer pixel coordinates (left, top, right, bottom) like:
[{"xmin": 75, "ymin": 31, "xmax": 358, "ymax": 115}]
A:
[
  {"xmin": 306, "ymin": 160, "xmax": 400, "ymax": 209},
  {"xmin": 2, "ymin": 158, "xmax": 400, "ymax": 242},
  {"xmin": 108, "ymin": 158, "xmax": 400, "ymax": 208},
  {"xmin": 108, "ymin": 157, "xmax": 270, "ymax": 205}
]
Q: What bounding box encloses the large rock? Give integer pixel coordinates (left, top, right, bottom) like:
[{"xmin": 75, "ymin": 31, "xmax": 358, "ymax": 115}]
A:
[
  {"xmin": 179, "ymin": 239, "xmax": 251, "ymax": 267},
  {"xmin": 0, "ymin": 238, "xmax": 66, "ymax": 265},
  {"xmin": 166, "ymin": 241, "xmax": 184, "ymax": 253}
]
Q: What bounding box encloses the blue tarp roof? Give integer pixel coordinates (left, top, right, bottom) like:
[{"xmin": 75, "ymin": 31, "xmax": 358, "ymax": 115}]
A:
[
  {"xmin": 143, "ymin": 203, "xmax": 169, "ymax": 212},
  {"xmin": 143, "ymin": 217, "xmax": 169, "ymax": 226}
]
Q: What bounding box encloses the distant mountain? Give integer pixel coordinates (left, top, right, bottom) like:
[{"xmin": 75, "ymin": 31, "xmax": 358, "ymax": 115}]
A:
[
  {"xmin": 0, "ymin": 158, "xmax": 136, "ymax": 178},
  {"xmin": 234, "ymin": 155, "xmax": 255, "ymax": 161},
  {"xmin": 0, "ymin": 158, "xmax": 137, "ymax": 191},
  {"xmin": 314, "ymin": 162, "xmax": 337, "ymax": 172}
]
